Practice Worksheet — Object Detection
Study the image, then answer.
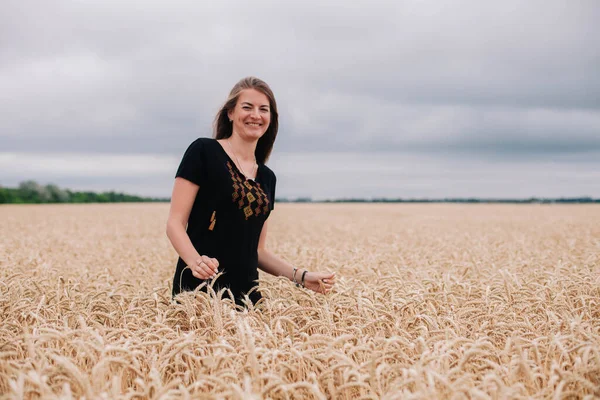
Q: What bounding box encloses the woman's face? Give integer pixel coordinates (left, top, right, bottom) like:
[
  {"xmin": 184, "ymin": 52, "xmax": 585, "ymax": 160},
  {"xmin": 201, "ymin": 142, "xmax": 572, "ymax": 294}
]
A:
[{"xmin": 228, "ymin": 89, "xmax": 271, "ymax": 141}]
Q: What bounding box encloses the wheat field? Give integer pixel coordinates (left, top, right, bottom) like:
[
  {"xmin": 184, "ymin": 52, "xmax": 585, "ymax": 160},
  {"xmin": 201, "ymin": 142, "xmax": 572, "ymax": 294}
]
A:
[{"xmin": 0, "ymin": 203, "xmax": 599, "ymax": 399}]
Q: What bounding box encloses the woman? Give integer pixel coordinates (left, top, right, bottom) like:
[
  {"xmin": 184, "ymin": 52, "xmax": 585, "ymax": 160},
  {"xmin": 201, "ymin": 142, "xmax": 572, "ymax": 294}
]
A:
[{"xmin": 166, "ymin": 77, "xmax": 336, "ymax": 308}]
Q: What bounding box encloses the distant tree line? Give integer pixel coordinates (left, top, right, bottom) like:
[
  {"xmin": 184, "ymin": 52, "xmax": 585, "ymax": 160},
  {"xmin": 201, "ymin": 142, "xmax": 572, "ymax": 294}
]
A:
[
  {"xmin": 2, "ymin": 181, "xmax": 597, "ymax": 204},
  {"xmin": 0, "ymin": 181, "xmax": 168, "ymax": 204},
  {"xmin": 277, "ymin": 197, "xmax": 600, "ymax": 204}
]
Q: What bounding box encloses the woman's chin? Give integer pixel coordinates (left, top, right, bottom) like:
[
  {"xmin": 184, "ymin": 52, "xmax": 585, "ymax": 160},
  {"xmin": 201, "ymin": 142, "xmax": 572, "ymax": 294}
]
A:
[{"xmin": 241, "ymin": 130, "xmax": 267, "ymax": 141}]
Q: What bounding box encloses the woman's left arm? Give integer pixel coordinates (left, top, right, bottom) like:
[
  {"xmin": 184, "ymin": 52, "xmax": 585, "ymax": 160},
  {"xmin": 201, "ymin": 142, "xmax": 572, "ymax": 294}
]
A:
[{"xmin": 257, "ymin": 221, "xmax": 336, "ymax": 294}]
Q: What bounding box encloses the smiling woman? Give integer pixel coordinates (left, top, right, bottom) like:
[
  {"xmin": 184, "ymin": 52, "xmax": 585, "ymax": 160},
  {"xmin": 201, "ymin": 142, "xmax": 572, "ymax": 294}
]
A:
[{"xmin": 166, "ymin": 77, "xmax": 336, "ymax": 309}]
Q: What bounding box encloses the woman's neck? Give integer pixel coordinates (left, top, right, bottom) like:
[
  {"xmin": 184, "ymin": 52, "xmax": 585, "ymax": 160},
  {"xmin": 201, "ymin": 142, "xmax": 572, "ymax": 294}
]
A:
[{"xmin": 229, "ymin": 133, "xmax": 257, "ymax": 162}]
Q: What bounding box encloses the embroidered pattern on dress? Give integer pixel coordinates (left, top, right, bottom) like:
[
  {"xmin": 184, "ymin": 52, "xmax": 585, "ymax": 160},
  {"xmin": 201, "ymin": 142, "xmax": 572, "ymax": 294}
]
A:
[{"xmin": 227, "ymin": 161, "xmax": 270, "ymax": 219}]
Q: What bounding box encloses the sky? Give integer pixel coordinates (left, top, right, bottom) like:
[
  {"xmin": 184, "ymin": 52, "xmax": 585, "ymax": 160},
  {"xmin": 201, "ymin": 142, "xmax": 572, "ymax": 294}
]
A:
[{"xmin": 1, "ymin": 0, "xmax": 599, "ymax": 199}]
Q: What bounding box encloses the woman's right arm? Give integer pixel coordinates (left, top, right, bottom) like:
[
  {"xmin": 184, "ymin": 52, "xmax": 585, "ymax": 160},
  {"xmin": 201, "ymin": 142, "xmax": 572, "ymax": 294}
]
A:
[{"xmin": 166, "ymin": 177, "xmax": 218, "ymax": 279}]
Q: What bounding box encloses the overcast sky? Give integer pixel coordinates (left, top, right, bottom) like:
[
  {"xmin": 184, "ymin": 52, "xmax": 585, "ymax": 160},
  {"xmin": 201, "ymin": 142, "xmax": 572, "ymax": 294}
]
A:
[{"xmin": 1, "ymin": 0, "xmax": 599, "ymax": 199}]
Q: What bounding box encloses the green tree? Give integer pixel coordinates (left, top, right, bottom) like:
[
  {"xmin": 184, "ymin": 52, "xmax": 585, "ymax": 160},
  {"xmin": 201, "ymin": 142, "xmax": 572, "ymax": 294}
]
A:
[
  {"xmin": 18, "ymin": 180, "xmax": 51, "ymax": 203},
  {"xmin": 45, "ymin": 184, "xmax": 70, "ymax": 202},
  {"xmin": 0, "ymin": 188, "xmax": 15, "ymax": 204}
]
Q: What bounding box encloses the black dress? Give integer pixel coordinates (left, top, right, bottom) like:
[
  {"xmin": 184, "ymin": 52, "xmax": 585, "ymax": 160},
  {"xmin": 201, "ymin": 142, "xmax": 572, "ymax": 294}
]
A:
[{"xmin": 171, "ymin": 137, "xmax": 276, "ymax": 306}]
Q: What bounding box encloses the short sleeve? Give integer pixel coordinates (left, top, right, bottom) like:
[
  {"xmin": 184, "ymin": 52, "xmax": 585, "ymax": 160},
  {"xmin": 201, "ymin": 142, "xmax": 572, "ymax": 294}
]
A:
[{"xmin": 175, "ymin": 139, "xmax": 205, "ymax": 186}]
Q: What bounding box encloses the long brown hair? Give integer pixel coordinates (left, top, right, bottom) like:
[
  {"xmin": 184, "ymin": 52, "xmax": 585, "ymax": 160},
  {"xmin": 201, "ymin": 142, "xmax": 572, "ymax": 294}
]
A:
[{"xmin": 213, "ymin": 77, "xmax": 279, "ymax": 164}]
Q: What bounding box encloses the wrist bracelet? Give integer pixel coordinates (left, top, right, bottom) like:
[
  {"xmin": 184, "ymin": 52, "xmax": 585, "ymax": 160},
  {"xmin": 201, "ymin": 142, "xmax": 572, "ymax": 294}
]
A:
[
  {"xmin": 292, "ymin": 267, "xmax": 299, "ymax": 287},
  {"xmin": 301, "ymin": 270, "xmax": 308, "ymax": 288}
]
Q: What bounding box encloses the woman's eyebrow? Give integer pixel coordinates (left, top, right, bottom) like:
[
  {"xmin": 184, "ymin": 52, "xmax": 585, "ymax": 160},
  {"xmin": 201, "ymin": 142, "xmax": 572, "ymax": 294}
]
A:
[{"xmin": 241, "ymin": 102, "xmax": 269, "ymax": 108}]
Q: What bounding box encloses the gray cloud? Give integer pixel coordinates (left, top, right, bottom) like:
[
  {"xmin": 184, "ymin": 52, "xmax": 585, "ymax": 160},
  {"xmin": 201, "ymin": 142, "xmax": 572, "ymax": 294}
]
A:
[
  {"xmin": 270, "ymin": 151, "xmax": 600, "ymax": 199},
  {"xmin": 3, "ymin": 150, "xmax": 598, "ymax": 198},
  {"xmin": 1, "ymin": 0, "xmax": 599, "ymax": 197}
]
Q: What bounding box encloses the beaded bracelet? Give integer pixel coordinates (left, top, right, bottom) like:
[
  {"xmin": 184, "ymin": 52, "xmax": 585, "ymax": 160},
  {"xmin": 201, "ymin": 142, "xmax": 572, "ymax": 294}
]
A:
[
  {"xmin": 301, "ymin": 270, "xmax": 308, "ymax": 288},
  {"xmin": 292, "ymin": 267, "xmax": 299, "ymax": 287}
]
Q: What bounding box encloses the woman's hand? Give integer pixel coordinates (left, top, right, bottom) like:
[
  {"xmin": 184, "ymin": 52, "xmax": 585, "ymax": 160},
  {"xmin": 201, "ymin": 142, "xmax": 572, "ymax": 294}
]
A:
[
  {"xmin": 190, "ymin": 255, "xmax": 219, "ymax": 280},
  {"xmin": 302, "ymin": 271, "xmax": 336, "ymax": 294}
]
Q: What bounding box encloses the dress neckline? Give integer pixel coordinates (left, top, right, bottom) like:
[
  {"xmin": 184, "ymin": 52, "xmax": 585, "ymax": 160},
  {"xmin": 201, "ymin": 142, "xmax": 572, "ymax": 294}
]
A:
[{"xmin": 213, "ymin": 138, "xmax": 261, "ymax": 182}]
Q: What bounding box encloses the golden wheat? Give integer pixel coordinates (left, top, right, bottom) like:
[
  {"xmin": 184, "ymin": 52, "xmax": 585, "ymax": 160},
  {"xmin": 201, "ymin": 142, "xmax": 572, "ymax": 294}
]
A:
[{"xmin": 1, "ymin": 203, "xmax": 599, "ymax": 399}]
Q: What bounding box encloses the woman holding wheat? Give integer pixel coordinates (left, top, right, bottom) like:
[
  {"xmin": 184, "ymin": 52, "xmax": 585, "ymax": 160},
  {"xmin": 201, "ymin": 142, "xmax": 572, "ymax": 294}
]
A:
[{"xmin": 166, "ymin": 77, "xmax": 336, "ymax": 308}]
